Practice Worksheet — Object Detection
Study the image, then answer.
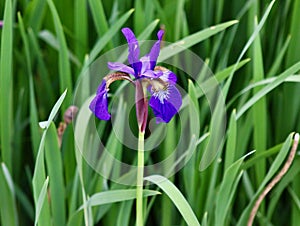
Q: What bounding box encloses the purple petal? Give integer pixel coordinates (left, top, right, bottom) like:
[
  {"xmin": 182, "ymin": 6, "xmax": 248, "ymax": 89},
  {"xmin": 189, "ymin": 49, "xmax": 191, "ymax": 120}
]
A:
[
  {"xmin": 132, "ymin": 61, "xmax": 142, "ymax": 76},
  {"xmin": 108, "ymin": 62, "xmax": 135, "ymax": 75},
  {"xmin": 90, "ymin": 80, "xmax": 111, "ymax": 120},
  {"xmin": 142, "ymin": 69, "xmax": 162, "ymax": 79},
  {"xmin": 149, "ymin": 85, "xmax": 182, "ymax": 123},
  {"xmin": 140, "ymin": 55, "xmax": 151, "ymax": 73},
  {"xmin": 96, "ymin": 80, "xmax": 106, "ymax": 94},
  {"xmin": 158, "ymin": 69, "xmax": 177, "ymax": 83},
  {"xmin": 147, "ymin": 30, "xmax": 164, "ymax": 70},
  {"xmin": 122, "ymin": 28, "xmax": 140, "ymax": 65}
]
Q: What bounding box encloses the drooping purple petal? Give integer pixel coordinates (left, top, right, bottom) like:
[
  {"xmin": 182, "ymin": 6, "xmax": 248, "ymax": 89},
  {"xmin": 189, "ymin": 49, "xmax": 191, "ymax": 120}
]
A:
[
  {"xmin": 122, "ymin": 28, "xmax": 140, "ymax": 66},
  {"xmin": 149, "ymin": 85, "xmax": 182, "ymax": 123},
  {"xmin": 107, "ymin": 62, "xmax": 135, "ymax": 75},
  {"xmin": 0, "ymin": 21, "xmax": 3, "ymax": 28},
  {"xmin": 96, "ymin": 80, "xmax": 106, "ymax": 94},
  {"xmin": 90, "ymin": 80, "xmax": 111, "ymax": 120},
  {"xmin": 147, "ymin": 30, "xmax": 164, "ymax": 70}
]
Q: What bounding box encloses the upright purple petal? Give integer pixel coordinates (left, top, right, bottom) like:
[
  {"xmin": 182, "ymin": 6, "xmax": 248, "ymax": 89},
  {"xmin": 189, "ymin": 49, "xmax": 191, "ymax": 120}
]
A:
[
  {"xmin": 140, "ymin": 55, "xmax": 151, "ymax": 73},
  {"xmin": 122, "ymin": 28, "xmax": 140, "ymax": 65},
  {"xmin": 149, "ymin": 85, "xmax": 182, "ymax": 123},
  {"xmin": 108, "ymin": 62, "xmax": 135, "ymax": 75},
  {"xmin": 90, "ymin": 80, "xmax": 111, "ymax": 120},
  {"xmin": 132, "ymin": 61, "xmax": 142, "ymax": 76},
  {"xmin": 147, "ymin": 30, "xmax": 164, "ymax": 70}
]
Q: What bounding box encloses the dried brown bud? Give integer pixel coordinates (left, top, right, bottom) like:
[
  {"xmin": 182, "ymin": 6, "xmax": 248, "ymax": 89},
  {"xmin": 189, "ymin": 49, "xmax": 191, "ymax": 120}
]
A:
[{"xmin": 64, "ymin": 105, "xmax": 78, "ymax": 124}]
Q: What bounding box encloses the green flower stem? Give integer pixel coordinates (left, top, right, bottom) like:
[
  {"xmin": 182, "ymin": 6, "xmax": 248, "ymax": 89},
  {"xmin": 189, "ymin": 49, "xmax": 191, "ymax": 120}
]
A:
[{"xmin": 136, "ymin": 131, "xmax": 145, "ymax": 226}]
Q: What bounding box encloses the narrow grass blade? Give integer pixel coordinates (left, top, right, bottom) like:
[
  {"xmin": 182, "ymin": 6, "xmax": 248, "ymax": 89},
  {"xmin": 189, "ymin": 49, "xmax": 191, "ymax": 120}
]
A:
[
  {"xmin": 61, "ymin": 125, "xmax": 76, "ymax": 190},
  {"xmin": 161, "ymin": 120, "xmax": 176, "ymax": 226},
  {"xmin": 174, "ymin": 0, "xmax": 185, "ymax": 40},
  {"xmin": 180, "ymin": 80, "xmax": 201, "ymax": 213},
  {"xmin": 38, "ymin": 30, "xmax": 81, "ymax": 67},
  {"xmin": 289, "ymin": 187, "xmax": 300, "ymax": 212},
  {"xmin": 285, "ymin": 2, "xmax": 300, "ymax": 223},
  {"xmin": 32, "ymin": 132, "xmax": 51, "ymax": 226},
  {"xmin": 215, "ymin": 58, "xmax": 251, "ymax": 83},
  {"xmin": 67, "ymin": 209, "xmax": 83, "ymax": 226},
  {"xmin": 188, "ymin": 79, "xmax": 200, "ymax": 138},
  {"xmin": 134, "ymin": 0, "xmax": 145, "ymax": 34},
  {"xmin": 34, "ymin": 177, "xmax": 49, "ymax": 226},
  {"xmin": 181, "ymin": 59, "xmax": 251, "ymax": 109},
  {"xmin": 26, "ymin": 0, "xmax": 47, "ymax": 32},
  {"xmin": 242, "ymin": 143, "xmax": 282, "ymax": 171},
  {"xmin": 267, "ymin": 35, "xmax": 291, "ymax": 76},
  {"xmin": 32, "ymin": 90, "xmax": 67, "ymax": 226},
  {"xmin": 17, "ymin": 12, "xmax": 40, "ymax": 158},
  {"xmin": 97, "ymin": 96, "xmax": 126, "ymax": 180},
  {"xmin": 198, "ymin": 85, "xmax": 226, "ymax": 171},
  {"xmin": 117, "ymin": 201, "xmax": 133, "ymax": 226},
  {"xmin": 14, "ymin": 184, "xmax": 34, "ymax": 221},
  {"xmin": 74, "ymin": 102, "xmax": 93, "ymax": 226},
  {"xmin": 138, "ymin": 19, "xmax": 160, "ymax": 40},
  {"xmin": 88, "ymin": 0, "xmax": 109, "ymax": 37},
  {"xmin": 252, "ymin": 17, "xmax": 267, "ymax": 187},
  {"xmin": 223, "ymin": 0, "xmax": 276, "ymax": 98},
  {"xmin": 201, "ymin": 212, "xmax": 208, "ymax": 226},
  {"xmin": 236, "ymin": 61, "xmax": 300, "ymax": 119},
  {"xmin": 224, "ymin": 109, "xmax": 237, "ymax": 170},
  {"xmin": 85, "ymin": 189, "xmax": 160, "ymax": 208},
  {"xmin": 0, "ymin": 163, "xmax": 18, "ymax": 226},
  {"xmin": 145, "ymin": 175, "xmax": 200, "ymax": 226},
  {"xmin": 43, "ymin": 89, "xmax": 67, "ymax": 129},
  {"xmin": 68, "ymin": 189, "xmax": 159, "ymax": 224},
  {"xmin": 27, "ymin": 28, "xmax": 55, "ymax": 105},
  {"xmin": 237, "ymin": 133, "xmax": 294, "ymax": 226},
  {"xmin": 87, "ymin": 9, "xmax": 134, "ymax": 66},
  {"xmin": 74, "ymin": 0, "xmax": 88, "ymax": 62},
  {"xmin": 215, "ymin": 151, "xmax": 255, "ymax": 226},
  {"xmin": 45, "ymin": 122, "xmax": 66, "ymax": 226},
  {"xmin": 228, "ymin": 75, "xmax": 300, "ymax": 108},
  {"xmin": 0, "ymin": 0, "xmax": 13, "ymax": 172},
  {"xmin": 47, "ymin": 0, "xmax": 73, "ymax": 111},
  {"xmin": 267, "ymin": 157, "xmax": 300, "ymax": 220},
  {"xmin": 151, "ymin": 0, "xmax": 171, "ymax": 33},
  {"xmin": 159, "ymin": 20, "xmax": 238, "ymax": 61}
]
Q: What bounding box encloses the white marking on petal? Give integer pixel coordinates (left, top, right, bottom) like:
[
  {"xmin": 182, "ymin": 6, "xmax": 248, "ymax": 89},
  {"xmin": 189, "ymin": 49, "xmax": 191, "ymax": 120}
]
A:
[{"xmin": 152, "ymin": 85, "xmax": 170, "ymax": 104}]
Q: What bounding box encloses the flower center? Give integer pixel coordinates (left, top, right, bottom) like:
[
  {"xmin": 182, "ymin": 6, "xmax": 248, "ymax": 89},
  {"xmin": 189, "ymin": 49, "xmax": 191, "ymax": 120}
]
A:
[{"xmin": 150, "ymin": 79, "xmax": 169, "ymax": 104}]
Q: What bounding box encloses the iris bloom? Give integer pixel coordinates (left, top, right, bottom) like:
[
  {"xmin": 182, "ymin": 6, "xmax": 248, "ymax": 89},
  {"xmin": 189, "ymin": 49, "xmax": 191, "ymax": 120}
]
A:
[{"xmin": 89, "ymin": 28, "xmax": 182, "ymax": 132}]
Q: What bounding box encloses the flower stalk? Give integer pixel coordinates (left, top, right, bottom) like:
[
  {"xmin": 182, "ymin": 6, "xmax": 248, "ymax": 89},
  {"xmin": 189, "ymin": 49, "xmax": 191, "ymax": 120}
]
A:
[{"xmin": 136, "ymin": 130, "xmax": 145, "ymax": 226}]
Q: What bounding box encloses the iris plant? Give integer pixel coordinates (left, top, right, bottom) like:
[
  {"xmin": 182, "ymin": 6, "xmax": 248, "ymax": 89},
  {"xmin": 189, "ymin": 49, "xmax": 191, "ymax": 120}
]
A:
[
  {"xmin": 89, "ymin": 27, "xmax": 182, "ymax": 132},
  {"xmin": 89, "ymin": 28, "xmax": 181, "ymax": 226}
]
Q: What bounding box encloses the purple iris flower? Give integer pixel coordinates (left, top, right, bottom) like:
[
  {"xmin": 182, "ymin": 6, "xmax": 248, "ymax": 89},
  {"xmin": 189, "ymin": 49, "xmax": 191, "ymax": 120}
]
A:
[{"xmin": 89, "ymin": 28, "xmax": 182, "ymax": 132}]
